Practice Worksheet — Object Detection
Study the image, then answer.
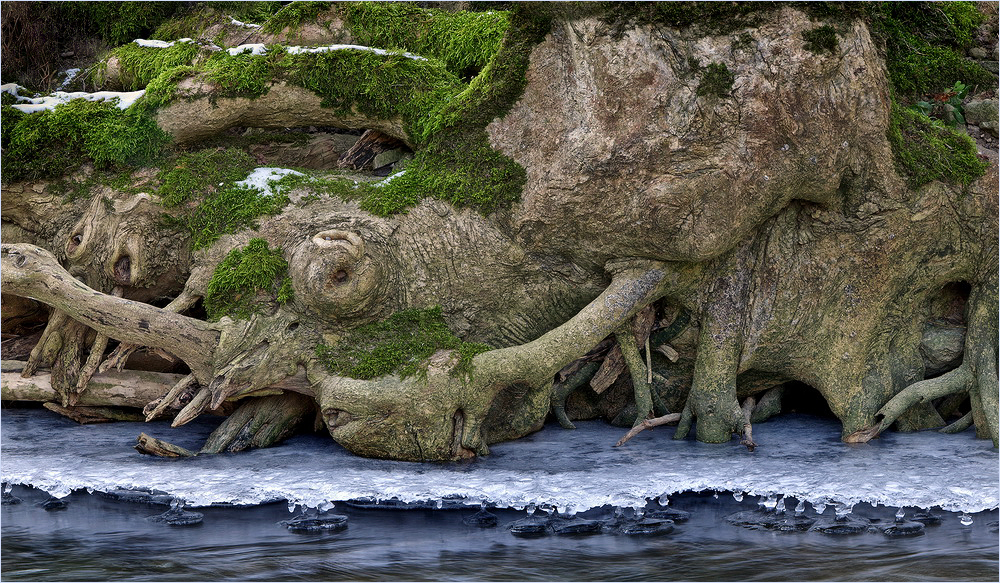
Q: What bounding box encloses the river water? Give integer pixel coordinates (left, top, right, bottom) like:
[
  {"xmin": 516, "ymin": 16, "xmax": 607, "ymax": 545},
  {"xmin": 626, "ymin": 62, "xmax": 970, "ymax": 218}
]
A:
[{"xmin": 2, "ymin": 408, "xmax": 998, "ymax": 581}]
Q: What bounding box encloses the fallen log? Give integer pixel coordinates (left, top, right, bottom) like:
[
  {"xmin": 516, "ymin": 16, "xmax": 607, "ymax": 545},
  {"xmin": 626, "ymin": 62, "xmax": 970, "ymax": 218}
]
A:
[{"xmin": 2, "ymin": 360, "xmax": 184, "ymax": 409}]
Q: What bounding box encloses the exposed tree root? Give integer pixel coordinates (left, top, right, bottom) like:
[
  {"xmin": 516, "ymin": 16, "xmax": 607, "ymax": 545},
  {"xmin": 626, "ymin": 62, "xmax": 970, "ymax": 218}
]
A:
[
  {"xmin": 199, "ymin": 392, "xmax": 315, "ymax": 454},
  {"xmin": 615, "ymin": 320, "xmax": 652, "ymax": 427},
  {"xmin": 143, "ymin": 374, "xmax": 197, "ymax": 421},
  {"xmin": 551, "ymin": 361, "xmax": 599, "ymax": 429},
  {"xmin": 135, "ymin": 433, "xmax": 195, "ymax": 457},
  {"xmin": 43, "ymin": 402, "xmax": 144, "ymax": 424},
  {"xmin": 739, "ymin": 396, "xmax": 757, "ymax": 451},
  {"xmin": 940, "ymin": 411, "xmax": 974, "ymax": 434},
  {"xmin": 614, "ymin": 413, "xmax": 681, "ymax": 447}
]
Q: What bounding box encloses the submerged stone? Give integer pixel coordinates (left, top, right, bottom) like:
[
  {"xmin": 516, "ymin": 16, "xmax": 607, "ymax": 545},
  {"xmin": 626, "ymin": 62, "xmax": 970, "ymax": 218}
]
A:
[
  {"xmin": 772, "ymin": 514, "xmax": 817, "ymax": 532},
  {"xmin": 617, "ymin": 518, "xmax": 674, "ymax": 536},
  {"xmin": 463, "ymin": 509, "xmax": 498, "ymax": 527},
  {"xmin": 280, "ymin": 513, "xmax": 349, "ymax": 532},
  {"xmin": 551, "ymin": 518, "xmax": 603, "ymax": 535},
  {"xmin": 809, "ymin": 515, "xmax": 870, "ymax": 535},
  {"xmin": 647, "ymin": 508, "xmax": 691, "ymax": 523},
  {"xmin": 39, "ymin": 497, "xmax": 68, "ymax": 511},
  {"xmin": 148, "ymin": 507, "xmax": 204, "ymax": 526},
  {"xmin": 509, "ymin": 515, "xmax": 550, "ymax": 537},
  {"xmin": 881, "ymin": 520, "xmax": 925, "ymax": 537},
  {"xmin": 98, "ymin": 488, "xmax": 174, "ymax": 506},
  {"xmin": 725, "ymin": 509, "xmax": 786, "ymax": 530},
  {"xmin": 1, "ymin": 491, "xmax": 22, "ymax": 505},
  {"xmin": 910, "ymin": 512, "xmax": 942, "ymax": 526}
]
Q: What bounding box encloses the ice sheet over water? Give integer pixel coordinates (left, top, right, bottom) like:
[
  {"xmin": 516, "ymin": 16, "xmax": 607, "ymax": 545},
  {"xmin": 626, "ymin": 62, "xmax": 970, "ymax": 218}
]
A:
[{"xmin": 1, "ymin": 409, "xmax": 996, "ymax": 513}]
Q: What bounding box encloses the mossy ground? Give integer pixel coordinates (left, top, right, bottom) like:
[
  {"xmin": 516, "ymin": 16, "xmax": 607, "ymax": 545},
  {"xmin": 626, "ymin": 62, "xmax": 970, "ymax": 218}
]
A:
[
  {"xmin": 204, "ymin": 237, "xmax": 293, "ymax": 321},
  {"xmin": 315, "ymin": 306, "xmax": 492, "ymax": 380},
  {"xmin": 157, "ymin": 148, "xmax": 289, "ymax": 250},
  {"xmin": 1, "ymin": 100, "xmax": 169, "ymax": 183}
]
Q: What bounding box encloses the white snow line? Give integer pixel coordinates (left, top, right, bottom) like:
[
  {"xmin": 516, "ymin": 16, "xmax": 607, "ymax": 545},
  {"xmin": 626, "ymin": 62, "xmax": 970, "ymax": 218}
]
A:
[
  {"xmin": 228, "ymin": 43, "xmax": 268, "ymax": 56},
  {"xmin": 9, "ymin": 90, "xmax": 146, "ymax": 113},
  {"xmin": 374, "ymin": 170, "xmax": 406, "ymax": 187},
  {"xmin": 229, "ymin": 16, "xmax": 262, "ymax": 29},
  {"xmin": 286, "ymin": 44, "xmax": 426, "ymax": 60},
  {"xmin": 132, "ymin": 38, "xmax": 194, "ymax": 49}
]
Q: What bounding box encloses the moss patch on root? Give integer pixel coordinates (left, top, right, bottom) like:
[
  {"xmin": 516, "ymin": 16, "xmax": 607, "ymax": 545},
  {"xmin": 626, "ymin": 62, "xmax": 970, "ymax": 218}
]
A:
[
  {"xmin": 802, "ymin": 25, "xmax": 839, "ymax": 55},
  {"xmin": 102, "ymin": 41, "xmax": 202, "ymax": 91},
  {"xmin": 696, "ymin": 62, "xmax": 735, "ymax": 98},
  {"xmin": 340, "ymin": 1, "xmax": 510, "ymax": 79},
  {"xmin": 158, "ymin": 148, "xmax": 289, "ymax": 250},
  {"xmin": 204, "ymin": 238, "xmax": 293, "ymax": 321},
  {"xmin": 888, "ymin": 103, "xmax": 988, "ymax": 188},
  {"xmin": 1, "ymin": 100, "xmax": 169, "ymax": 183},
  {"xmin": 316, "ymin": 306, "xmax": 493, "ymax": 380}
]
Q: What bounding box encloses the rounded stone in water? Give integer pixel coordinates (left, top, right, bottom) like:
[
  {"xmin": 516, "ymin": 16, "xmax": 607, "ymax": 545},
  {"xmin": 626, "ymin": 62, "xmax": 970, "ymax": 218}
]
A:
[
  {"xmin": 463, "ymin": 509, "xmax": 498, "ymax": 527},
  {"xmin": 39, "ymin": 497, "xmax": 68, "ymax": 511},
  {"xmin": 551, "ymin": 517, "xmax": 603, "ymax": 535},
  {"xmin": 808, "ymin": 515, "xmax": 869, "ymax": 535},
  {"xmin": 509, "ymin": 515, "xmax": 549, "ymax": 537},
  {"xmin": 881, "ymin": 520, "xmax": 925, "ymax": 537},
  {"xmin": 148, "ymin": 506, "xmax": 204, "ymax": 526},
  {"xmin": 617, "ymin": 518, "xmax": 674, "ymax": 536},
  {"xmin": 646, "ymin": 507, "xmax": 691, "ymax": 523},
  {"xmin": 280, "ymin": 513, "xmax": 348, "ymax": 532},
  {"xmin": 910, "ymin": 511, "xmax": 942, "ymax": 526},
  {"xmin": 1, "ymin": 491, "xmax": 22, "ymax": 506}
]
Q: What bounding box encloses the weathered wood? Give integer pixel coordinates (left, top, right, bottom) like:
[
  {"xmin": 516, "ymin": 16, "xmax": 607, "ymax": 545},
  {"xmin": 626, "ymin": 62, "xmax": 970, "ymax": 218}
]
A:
[
  {"xmin": 135, "ymin": 433, "xmax": 195, "ymax": 457},
  {"xmin": 615, "ymin": 412, "xmax": 681, "ymax": 447},
  {"xmin": 200, "ymin": 392, "xmax": 315, "ymax": 454},
  {"xmin": 43, "ymin": 402, "xmax": 144, "ymax": 424},
  {"xmin": 740, "ymin": 396, "xmax": 757, "ymax": 451},
  {"xmin": 1, "ymin": 244, "xmax": 220, "ymax": 380},
  {"xmin": 338, "ymin": 129, "xmax": 406, "ymax": 170},
  {"xmin": 2, "ymin": 360, "xmax": 185, "ymax": 408}
]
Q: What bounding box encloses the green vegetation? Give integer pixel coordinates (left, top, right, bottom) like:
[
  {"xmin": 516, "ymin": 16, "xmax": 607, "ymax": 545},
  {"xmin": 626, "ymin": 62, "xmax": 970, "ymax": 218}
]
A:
[
  {"xmin": 1, "ymin": 100, "xmax": 169, "ymax": 183},
  {"xmin": 282, "ymin": 48, "xmax": 465, "ymax": 141},
  {"xmin": 158, "ymin": 149, "xmax": 289, "ymax": 250},
  {"xmin": 213, "ymin": 1, "xmax": 284, "ymax": 24},
  {"xmin": 869, "ymin": 1, "xmax": 991, "ymax": 98},
  {"xmin": 802, "ymin": 25, "xmax": 839, "ymax": 55},
  {"xmin": 103, "ymin": 41, "xmax": 202, "ymax": 91},
  {"xmin": 315, "ymin": 306, "xmax": 492, "ymax": 379},
  {"xmin": 696, "ymin": 62, "xmax": 734, "ymax": 98},
  {"xmin": 59, "ymin": 2, "xmax": 181, "ymax": 46},
  {"xmin": 261, "ymin": 1, "xmax": 333, "ymax": 34},
  {"xmin": 204, "ymin": 238, "xmax": 293, "ymax": 321},
  {"xmin": 156, "ymin": 148, "xmax": 256, "ymax": 206},
  {"xmin": 341, "ymin": 2, "xmax": 510, "ymax": 78},
  {"xmin": 888, "ymin": 103, "xmax": 987, "ymax": 188}
]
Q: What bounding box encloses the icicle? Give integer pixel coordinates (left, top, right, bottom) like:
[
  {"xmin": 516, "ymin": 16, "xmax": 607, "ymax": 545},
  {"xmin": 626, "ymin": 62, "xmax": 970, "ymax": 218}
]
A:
[
  {"xmin": 895, "ymin": 508, "xmax": 905, "ymax": 522},
  {"xmin": 794, "ymin": 500, "xmax": 806, "ymax": 516},
  {"xmin": 657, "ymin": 494, "xmax": 670, "ymax": 506},
  {"xmin": 526, "ymin": 503, "xmax": 536, "ymax": 516}
]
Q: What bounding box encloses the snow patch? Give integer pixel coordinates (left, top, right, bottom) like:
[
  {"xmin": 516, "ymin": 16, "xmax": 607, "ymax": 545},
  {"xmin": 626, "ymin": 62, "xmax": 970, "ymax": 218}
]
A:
[
  {"xmin": 133, "ymin": 38, "xmax": 193, "ymax": 48},
  {"xmin": 229, "ymin": 16, "xmax": 262, "ymax": 29},
  {"xmin": 57, "ymin": 69, "xmax": 81, "ymax": 91},
  {"xmin": 286, "ymin": 44, "xmax": 426, "ymax": 60},
  {"xmin": 8, "ymin": 90, "xmax": 146, "ymax": 113},
  {"xmin": 236, "ymin": 167, "xmax": 305, "ymax": 196},
  {"xmin": 374, "ymin": 170, "xmax": 406, "ymax": 187},
  {"xmin": 228, "ymin": 43, "xmax": 268, "ymax": 56}
]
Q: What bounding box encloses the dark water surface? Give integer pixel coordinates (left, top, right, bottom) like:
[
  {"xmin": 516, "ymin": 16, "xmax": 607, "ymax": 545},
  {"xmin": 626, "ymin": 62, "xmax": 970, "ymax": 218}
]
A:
[{"xmin": 2, "ymin": 486, "xmax": 997, "ymax": 581}]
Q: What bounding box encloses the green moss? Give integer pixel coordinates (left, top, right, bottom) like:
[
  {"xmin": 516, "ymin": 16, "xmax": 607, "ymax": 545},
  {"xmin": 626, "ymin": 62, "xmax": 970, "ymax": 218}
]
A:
[
  {"xmin": 58, "ymin": 2, "xmax": 181, "ymax": 46},
  {"xmin": 212, "ymin": 1, "xmax": 284, "ymax": 24},
  {"xmin": 261, "ymin": 1, "xmax": 333, "ymax": 33},
  {"xmin": 802, "ymin": 25, "xmax": 839, "ymax": 55},
  {"xmin": 888, "ymin": 102, "xmax": 988, "ymax": 188},
  {"xmin": 315, "ymin": 306, "xmax": 493, "ymax": 379},
  {"xmin": 868, "ymin": 2, "xmax": 993, "ymax": 98},
  {"xmin": 1, "ymin": 100, "xmax": 169, "ymax": 183},
  {"xmin": 281, "ymin": 48, "xmax": 465, "ymax": 141},
  {"xmin": 157, "ymin": 148, "xmax": 288, "ymax": 250},
  {"xmin": 104, "ymin": 41, "xmax": 202, "ymax": 91},
  {"xmin": 204, "ymin": 238, "xmax": 293, "ymax": 321},
  {"xmin": 341, "ymin": 2, "xmax": 510, "ymax": 78},
  {"xmin": 157, "ymin": 148, "xmax": 256, "ymax": 207},
  {"xmin": 202, "ymin": 48, "xmax": 287, "ymax": 100},
  {"xmin": 696, "ymin": 62, "xmax": 734, "ymax": 98}
]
